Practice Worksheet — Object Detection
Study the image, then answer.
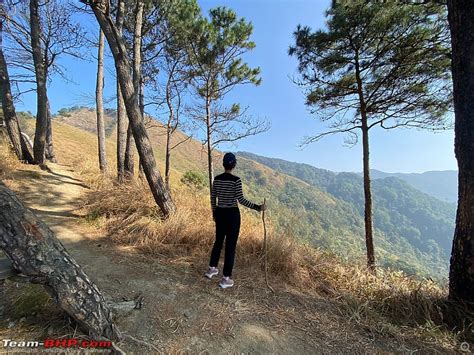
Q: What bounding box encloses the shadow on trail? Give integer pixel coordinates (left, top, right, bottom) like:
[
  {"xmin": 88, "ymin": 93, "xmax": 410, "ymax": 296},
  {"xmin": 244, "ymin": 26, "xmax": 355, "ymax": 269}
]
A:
[{"xmin": 43, "ymin": 166, "xmax": 89, "ymax": 186}]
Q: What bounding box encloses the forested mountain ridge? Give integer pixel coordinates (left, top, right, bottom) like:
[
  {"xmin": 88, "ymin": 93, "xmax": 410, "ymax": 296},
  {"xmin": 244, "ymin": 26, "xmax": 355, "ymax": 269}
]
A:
[
  {"xmin": 239, "ymin": 151, "xmax": 456, "ymax": 278},
  {"xmin": 370, "ymin": 169, "xmax": 458, "ymax": 203},
  {"xmin": 239, "ymin": 152, "xmax": 458, "ymax": 203},
  {"xmin": 20, "ymin": 108, "xmax": 454, "ymax": 280}
]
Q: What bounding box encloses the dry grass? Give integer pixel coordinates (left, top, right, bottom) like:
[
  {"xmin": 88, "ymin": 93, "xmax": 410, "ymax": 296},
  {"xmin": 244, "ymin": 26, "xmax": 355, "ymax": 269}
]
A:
[
  {"xmin": 83, "ymin": 176, "xmax": 269, "ymax": 264},
  {"xmin": 81, "ymin": 170, "xmax": 474, "ymax": 348},
  {"xmin": 2, "ymin": 116, "xmax": 472, "ymax": 350},
  {"xmin": 0, "ymin": 138, "xmax": 22, "ymax": 181}
]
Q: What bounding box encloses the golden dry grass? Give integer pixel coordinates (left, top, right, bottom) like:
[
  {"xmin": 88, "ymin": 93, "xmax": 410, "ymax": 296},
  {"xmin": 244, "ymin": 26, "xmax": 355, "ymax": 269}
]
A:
[
  {"xmin": 0, "ymin": 136, "xmax": 22, "ymax": 181},
  {"xmin": 80, "ymin": 168, "xmax": 474, "ymax": 346},
  {"xmin": 2, "ymin": 114, "xmax": 473, "ymax": 349}
]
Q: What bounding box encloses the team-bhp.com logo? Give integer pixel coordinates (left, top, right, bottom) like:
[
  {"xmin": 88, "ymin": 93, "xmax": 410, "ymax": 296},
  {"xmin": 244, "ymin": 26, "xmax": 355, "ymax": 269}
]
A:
[{"xmin": 2, "ymin": 338, "xmax": 112, "ymax": 350}]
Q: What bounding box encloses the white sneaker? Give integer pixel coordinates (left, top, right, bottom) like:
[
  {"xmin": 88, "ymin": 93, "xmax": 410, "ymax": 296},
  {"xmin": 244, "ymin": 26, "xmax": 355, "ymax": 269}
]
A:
[
  {"xmin": 219, "ymin": 276, "xmax": 234, "ymax": 289},
  {"xmin": 204, "ymin": 266, "xmax": 218, "ymax": 279}
]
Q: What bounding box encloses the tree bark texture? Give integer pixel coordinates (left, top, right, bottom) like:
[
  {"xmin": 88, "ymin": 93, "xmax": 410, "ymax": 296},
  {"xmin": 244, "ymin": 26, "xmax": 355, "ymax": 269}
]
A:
[
  {"xmin": 0, "ymin": 183, "xmax": 119, "ymax": 339},
  {"xmin": 45, "ymin": 99, "xmax": 57, "ymax": 163},
  {"xmin": 96, "ymin": 29, "xmax": 108, "ymax": 173},
  {"xmin": 206, "ymin": 128, "xmax": 214, "ymax": 203},
  {"xmin": 90, "ymin": 0, "xmax": 176, "ymax": 217},
  {"xmin": 165, "ymin": 126, "xmax": 171, "ymax": 187},
  {"xmin": 205, "ymin": 100, "xmax": 214, "ymax": 204},
  {"xmin": 355, "ymin": 52, "xmax": 376, "ymax": 272},
  {"xmin": 447, "ymin": 0, "xmax": 474, "ymax": 304},
  {"xmin": 138, "ymin": 79, "xmax": 145, "ymax": 179},
  {"xmin": 116, "ymin": 0, "xmax": 127, "ymax": 182},
  {"xmin": 361, "ymin": 123, "xmax": 375, "ymax": 271},
  {"xmin": 124, "ymin": 0, "xmax": 145, "ymax": 178},
  {"xmin": 30, "ymin": 0, "xmax": 48, "ymax": 165},
  {"xmin": 124, "ymin": 125, "xmax": 134, "ymax": 177},
  {"xmin": 164, "ymin": 69, "xmax": 174, "ymax": 187},
  {"xmin": 0, "ymin": 20, "xmax": 33, "ymax": 163}
]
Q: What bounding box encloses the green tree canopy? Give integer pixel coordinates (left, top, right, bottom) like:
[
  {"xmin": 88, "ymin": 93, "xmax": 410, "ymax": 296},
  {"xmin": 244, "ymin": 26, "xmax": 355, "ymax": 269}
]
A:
[
  {"xmin": 185, "ymin": 6, "xmax": 268, "ymax": 197},
  {"xmin": 289, "ymin": 0, "xmax": 452, "ymax": 144},
  {"xmin": 188, "ymin": 6, "xmax": 261, "ymax": 100}
]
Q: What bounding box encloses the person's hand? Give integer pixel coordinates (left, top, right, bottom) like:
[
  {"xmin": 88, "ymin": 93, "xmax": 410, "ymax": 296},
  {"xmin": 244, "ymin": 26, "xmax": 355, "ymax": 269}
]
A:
[{"xmin": 260, "ymin": 202, "xmax": 267, "ymax": 212}]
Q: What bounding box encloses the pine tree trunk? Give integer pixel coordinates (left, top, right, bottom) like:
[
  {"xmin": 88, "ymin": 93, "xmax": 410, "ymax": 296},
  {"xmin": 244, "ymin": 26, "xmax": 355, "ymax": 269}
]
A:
[
  {"xmin": 124, "ymin": 0, "xmax": 145, "ymax": 179},
  {"xmin": 447, "ymin": 0, "xmax": 474, "ymax": 304},
  {"xmin": 361, "ymin": 121, "xmax": 375, "ymax": 271},
  {"xmin": 165, "ymin": 126, "xmax": 171, "ymax": 187},
  {"xmin": 205, "ymin": 101, "xmax": 214, "ymax": 203},
  {"xmin": 140, "ymin": 78, "xmax": 145, "ymax": 118},
  {"xmin": 117, "ymin": 91, "xmax": 127, "ymax": 180},
  {"xmin": 0, "ymin": 19, "xmax": 33, "ymax": 163},
  {"xmin": 45, "ymin": 99, "xmax": 57, "ymax": 163},
  {"xmin": 90, "ymin": 0, "xmax": 176, "ymax": 217},
  {"xmin": 116, "ymin": 0, "xmax": 127, "ymax": 182},
  {"xmin": 30, "ymin": 0, "xmax": 48, "ymax": 165},
  {"xmin": 138, "ymin": 78, "xmax": 145, "ymax": 179},
  {"xmin": 0, "ymin": 183, "xmax": 119, "ymax": 340},
  {"xmin": 165, "ymin": 73, "xmax": 173, "ymax": 187},
  {"xmin": 124, "ymin": 125, "xmax": 134, "ymax": 178},
  {"xmin": 355, "ymin": 51, "xmax": 376, "ymax": 272},
  {"xmin": 96, "ymin": 29, "xmax": 108, "ymax": 173}
]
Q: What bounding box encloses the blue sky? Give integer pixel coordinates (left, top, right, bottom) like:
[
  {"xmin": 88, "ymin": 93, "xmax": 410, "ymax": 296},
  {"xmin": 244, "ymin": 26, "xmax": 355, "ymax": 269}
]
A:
[{"xmin": 13, "ymin": 0, "xmax": 457, "ymax": 173}]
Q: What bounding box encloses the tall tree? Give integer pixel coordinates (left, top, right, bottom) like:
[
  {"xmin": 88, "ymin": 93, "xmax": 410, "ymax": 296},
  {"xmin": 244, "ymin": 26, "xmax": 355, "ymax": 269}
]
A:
[
  {"xmin": 447, "ymin": 0, "xmax": 474, "ymax": 303},
  {"xmin": 29, "ymin": 0, "xmax": 47, "ymax": 165},
  {"xmin": 124, "ymin": 0, "xmax": 145, "ymax": 179},
  {"xmin": 289, "ymin": 0, "xmax": 451, "ymax": 271},
  {"xmin": 0, "ymin": 0, "xmax": 33, "ymax": 163},
  {"xmin": 96, "ymin": 29, "xmax": 108, "ymax": 173},
  {"xmin": 85, "ymin": 0, "xmax": 176, "ymax": 217},
  {"xmin": 115, "ymin": 0, "xmax": 127, "ymax": 182},
  {"xmin": 162, "ymin": 52, "xmax": 191, "ymax": 187},
  {"xmin": 5, "ymin": 0, "xmax": 84, "ymax": 164},
  {"xmin": 124, "ymin": 0, "xmax": 200, "ymax": 181},
  {"xmin": 187, "ymin": 7, "xmax": 267, "ymax": 200},
  {"xmin": 147, "ymin": 0, "xmax": 200, "ymax": 187}
]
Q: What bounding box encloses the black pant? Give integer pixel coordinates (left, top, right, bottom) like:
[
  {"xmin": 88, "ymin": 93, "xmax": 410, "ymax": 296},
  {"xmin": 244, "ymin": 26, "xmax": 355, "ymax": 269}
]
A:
[{"xmin": 209, "ymin": 207, "xmax": 241, "ymax": 277}]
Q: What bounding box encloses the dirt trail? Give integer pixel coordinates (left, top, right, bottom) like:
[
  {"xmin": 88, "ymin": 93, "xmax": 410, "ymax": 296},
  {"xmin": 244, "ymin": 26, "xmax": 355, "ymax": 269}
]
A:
[{"xmin": 2, "ymin": 163, "xmax": 422, "ymax": 353}]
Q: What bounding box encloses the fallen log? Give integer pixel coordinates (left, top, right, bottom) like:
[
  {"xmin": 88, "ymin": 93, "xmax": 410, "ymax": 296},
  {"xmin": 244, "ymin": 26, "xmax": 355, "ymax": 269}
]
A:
[{"xmin": 0, "ymin": 182, "xmax": 120, "ymax": 341}]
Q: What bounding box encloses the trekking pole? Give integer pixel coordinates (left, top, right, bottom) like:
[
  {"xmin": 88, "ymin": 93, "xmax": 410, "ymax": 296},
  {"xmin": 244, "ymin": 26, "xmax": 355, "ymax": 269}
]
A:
[{"xmin": 262, "ymin": 198, "xmax": 274, "ymax": 293}]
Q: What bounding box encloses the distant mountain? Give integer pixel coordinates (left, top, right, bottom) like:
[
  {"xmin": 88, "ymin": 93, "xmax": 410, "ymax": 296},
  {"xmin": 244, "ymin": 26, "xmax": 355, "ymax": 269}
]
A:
[
  {"xmin": 36, "ymin": 108, "xmax": 456, "ymax": 281},
  {"xmin": 55, "ymin": 107, "xmax": 117, "ymax": 137},
  {"xmin": 370, "ymin": 170, "xmax": 458, "ymax": 203},
  {"xmin": 239, "ymin": 151, "xmax": 456, "ymax": 278}
]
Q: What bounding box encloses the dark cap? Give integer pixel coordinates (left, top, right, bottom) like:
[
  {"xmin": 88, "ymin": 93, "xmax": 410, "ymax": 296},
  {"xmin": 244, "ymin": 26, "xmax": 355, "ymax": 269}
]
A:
[{"xmin": 223, "ymin": 152, "xmax": 237, "ymax": 168}]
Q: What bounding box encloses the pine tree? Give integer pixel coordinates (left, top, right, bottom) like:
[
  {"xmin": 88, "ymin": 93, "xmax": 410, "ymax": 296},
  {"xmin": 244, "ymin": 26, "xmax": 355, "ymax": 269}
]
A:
[
  {"xmin": 187, "ymin": 7, "xmax": 267, "ymax": 201},
  {"xmin": 289, "ymin": 0, "xmax": 452, "ymax": 271}
]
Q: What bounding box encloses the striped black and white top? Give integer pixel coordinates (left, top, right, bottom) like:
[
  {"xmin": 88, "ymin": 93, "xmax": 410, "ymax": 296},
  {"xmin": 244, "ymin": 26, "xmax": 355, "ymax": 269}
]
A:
[{"xmin": 211, "ymin": 173, "xmax": 261, "ymax": 212}]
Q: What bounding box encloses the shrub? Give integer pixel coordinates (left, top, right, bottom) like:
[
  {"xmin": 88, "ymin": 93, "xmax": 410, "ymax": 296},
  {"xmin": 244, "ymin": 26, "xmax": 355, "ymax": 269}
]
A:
[{"xmin": 180, "ymin": 170, "xmax": 206, "ymax": 191}]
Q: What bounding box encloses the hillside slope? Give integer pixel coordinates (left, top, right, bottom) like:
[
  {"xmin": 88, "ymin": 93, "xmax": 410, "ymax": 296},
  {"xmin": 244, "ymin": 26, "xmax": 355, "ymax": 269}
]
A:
[
  {"xmin": 2, "ymin": 141, "xmax": 465, "ymax": 353},
  {"xmin": 19, "ymin": 108, "xmax": 453, "ymax": 280},
  {"xmin": 239, "ymin": 152, "xmax": 456, "ymax": 278}
]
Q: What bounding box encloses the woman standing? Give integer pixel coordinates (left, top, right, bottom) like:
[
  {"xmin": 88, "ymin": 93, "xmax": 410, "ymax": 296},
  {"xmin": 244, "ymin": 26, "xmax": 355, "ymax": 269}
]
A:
[{"xmin": 205, "ymin": 152, "xmax": 265, "ymax": 289}]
